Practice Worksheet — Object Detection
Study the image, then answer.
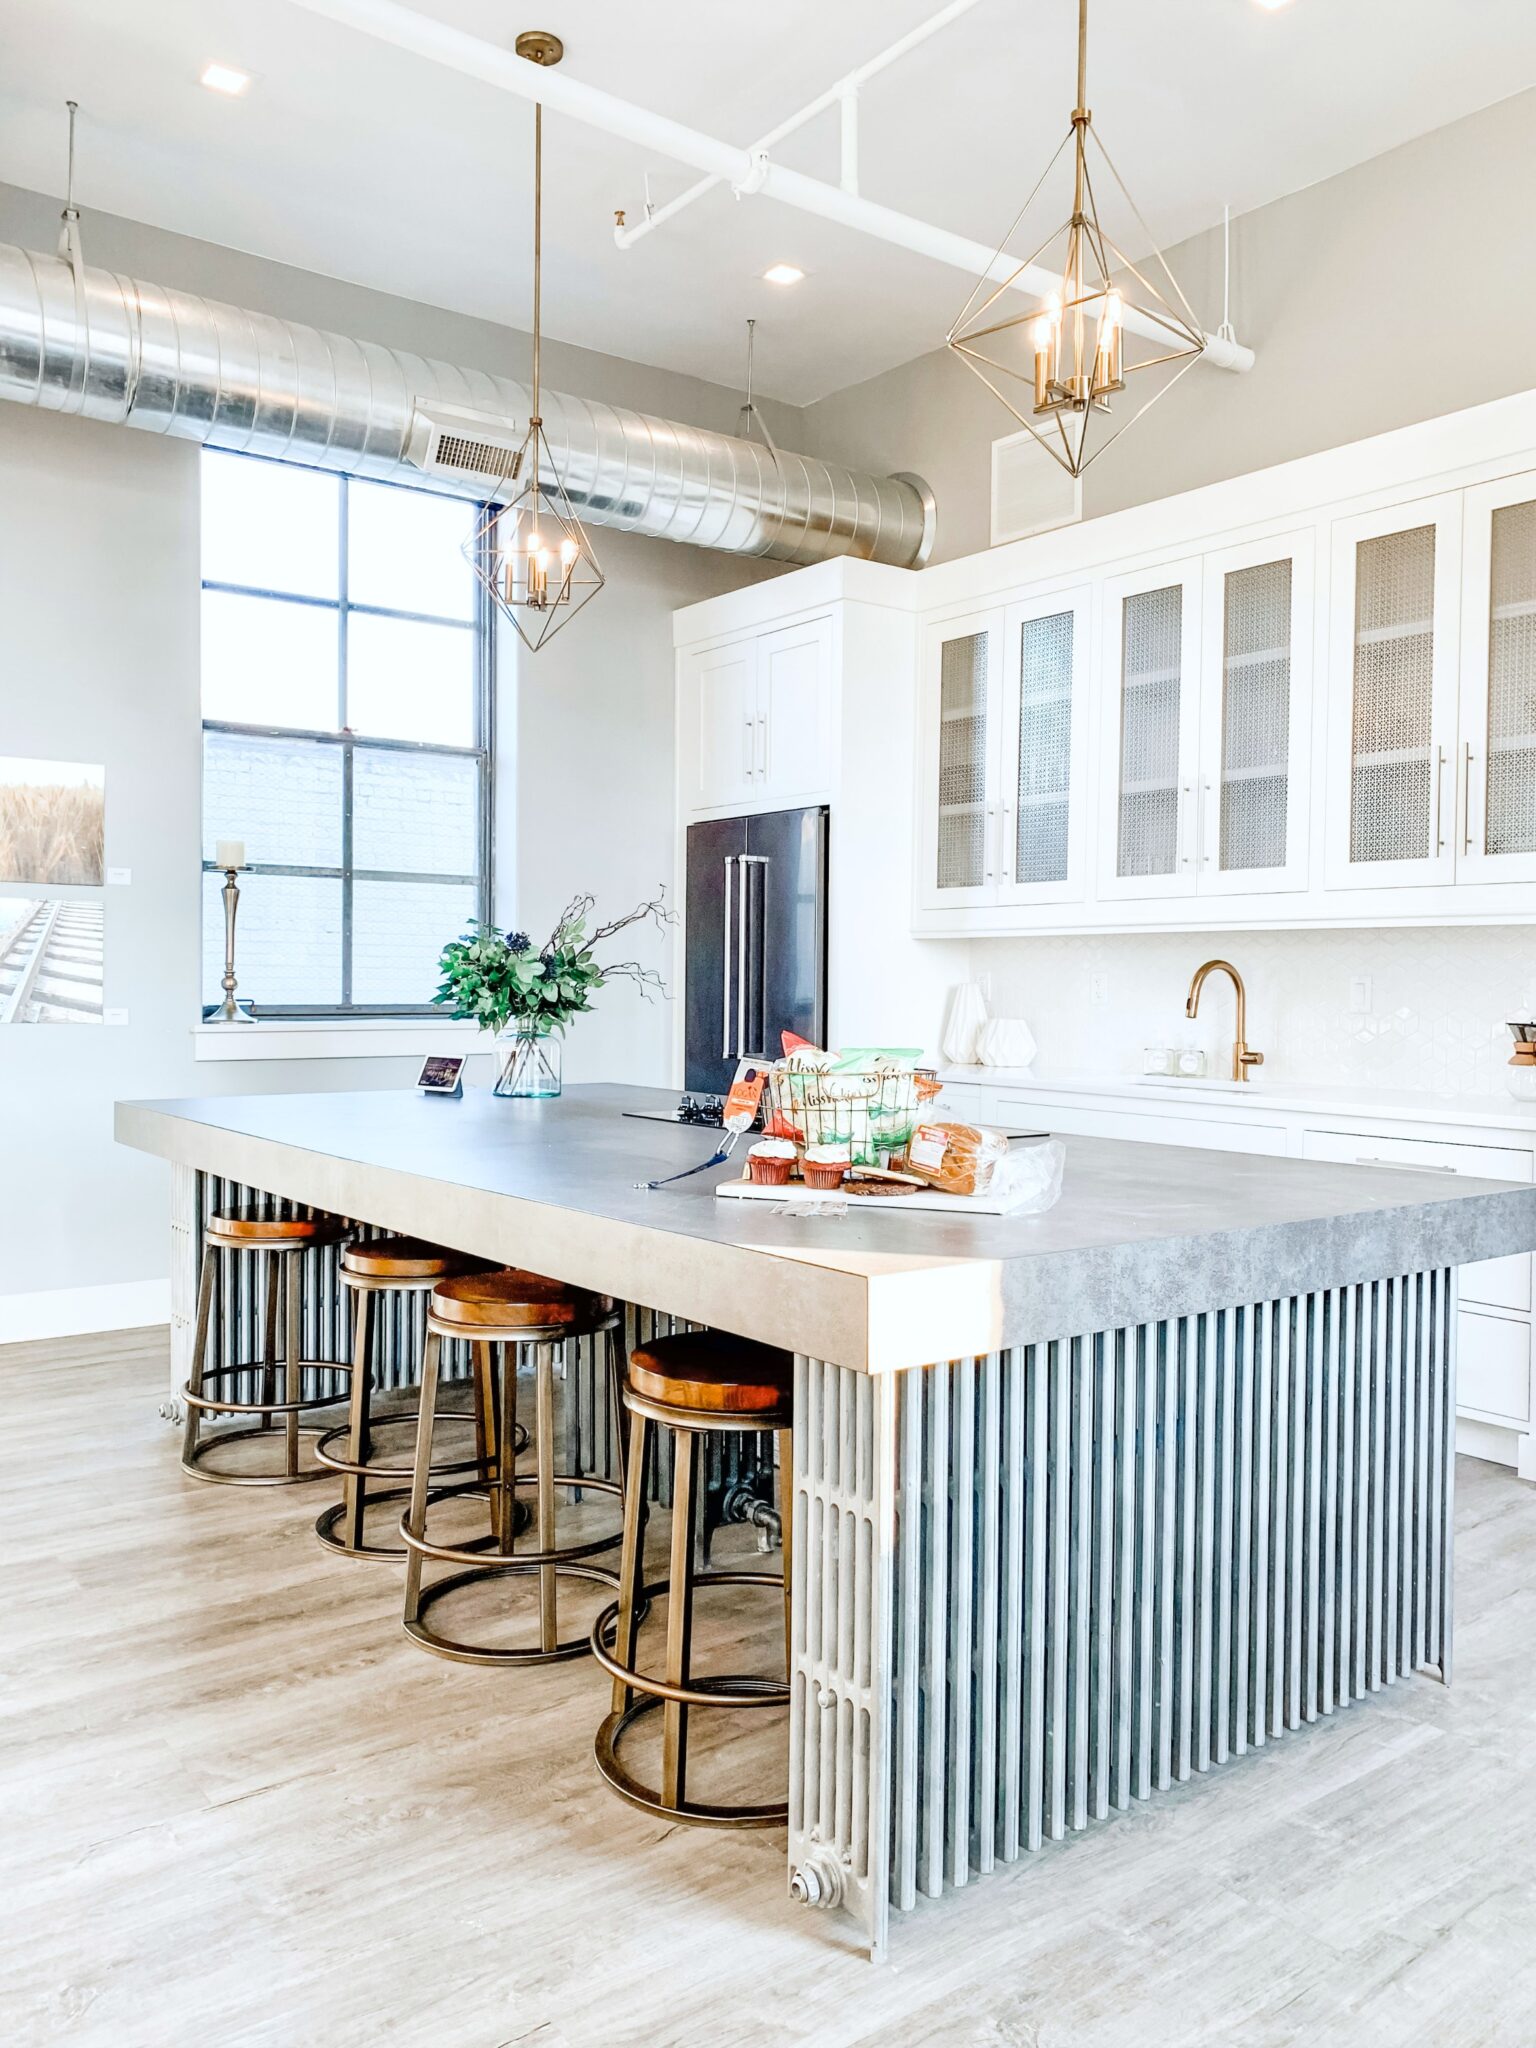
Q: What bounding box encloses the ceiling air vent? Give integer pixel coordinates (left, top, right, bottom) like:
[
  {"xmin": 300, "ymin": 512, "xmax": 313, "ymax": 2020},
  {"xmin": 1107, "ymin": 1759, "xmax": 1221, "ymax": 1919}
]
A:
[
  {"xmin": 406, "ymin": 400, "xmax": 524, "ymax": 494},
  {"xmin": 991, "ymin": 427, "xmax": 1081, "ymax": 547}
]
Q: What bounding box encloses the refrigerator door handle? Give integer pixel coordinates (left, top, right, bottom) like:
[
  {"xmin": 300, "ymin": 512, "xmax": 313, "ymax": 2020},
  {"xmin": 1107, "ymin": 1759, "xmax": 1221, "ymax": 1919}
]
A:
[
  {"xmin": 721, "ymin": 856, "xmax": 735, "ymax": 1057},
  {"xmin": 754, "ymin": 856, "xmax": 769, "ymax": 1055},
  {"xmin": 736, "ymin": 857, "xmax": 749, "ymax": 1060}
]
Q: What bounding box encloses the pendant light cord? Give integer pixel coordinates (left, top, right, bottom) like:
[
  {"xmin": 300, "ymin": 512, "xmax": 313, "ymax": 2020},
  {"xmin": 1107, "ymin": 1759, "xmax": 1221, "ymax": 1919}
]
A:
[{"xmin": 531, "ymin": 100, "xmax": 542, "ymax": 428}]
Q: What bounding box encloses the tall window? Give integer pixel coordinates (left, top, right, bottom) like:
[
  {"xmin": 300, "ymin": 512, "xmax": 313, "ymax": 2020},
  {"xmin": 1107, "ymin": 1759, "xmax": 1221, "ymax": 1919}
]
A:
[{"xmin": 200, "ymin": 451, "xmax": 492, "ymax": 1015}]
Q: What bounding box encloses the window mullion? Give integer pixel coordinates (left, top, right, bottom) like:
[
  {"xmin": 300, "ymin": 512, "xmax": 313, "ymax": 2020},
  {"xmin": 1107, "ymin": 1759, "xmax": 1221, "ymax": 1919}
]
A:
[{"xmin": 339, "ymin": 479, "xmax": 352, "ymax": 1007}]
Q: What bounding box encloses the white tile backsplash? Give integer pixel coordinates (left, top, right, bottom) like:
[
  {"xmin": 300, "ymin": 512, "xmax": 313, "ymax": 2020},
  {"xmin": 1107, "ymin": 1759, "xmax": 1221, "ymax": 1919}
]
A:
[{"xmin": 971, "ymin": 927, "xmax": 1536, "ymax": 1100}]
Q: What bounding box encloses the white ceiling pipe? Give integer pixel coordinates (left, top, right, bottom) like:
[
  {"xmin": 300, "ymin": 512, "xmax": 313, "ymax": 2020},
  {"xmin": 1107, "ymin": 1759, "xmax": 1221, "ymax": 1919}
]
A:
[
  {"xmin": 282, "ymin": 0, "xmax": 1256, "ymax": 373},
  {"xmin": 616, "ymin": 0, "xmax": 985, "ymax": 247}
]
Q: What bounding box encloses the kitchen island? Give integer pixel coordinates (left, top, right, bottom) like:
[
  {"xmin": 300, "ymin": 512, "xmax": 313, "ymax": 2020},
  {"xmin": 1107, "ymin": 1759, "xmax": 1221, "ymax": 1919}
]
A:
[{"xmin": 117, "ymin": 1083, "xmax": 1536, "ymax": 1957}]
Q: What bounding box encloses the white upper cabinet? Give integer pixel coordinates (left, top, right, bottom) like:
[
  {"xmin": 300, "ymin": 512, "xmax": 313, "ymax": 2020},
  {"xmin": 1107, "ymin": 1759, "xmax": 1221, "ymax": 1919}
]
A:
[
  {"xmin": 998, "ymin": 589, "xmax": 1092, "ymax": 906},
  {"xmin": 682, "ymin": 613, "xmax": 834, "ymax": 813},
  {"xmin": 1098, "ymin": 562, "xmax": 1203, "ymax": 899},
  {"xmin": 1324, "ymin": 494, "xmax": 1463, "ymax": 890},
  {"xmin": 757, "ymin": 616, "xmax": 835, "ymax": 804},
  {"xmin": 1457, "ymin": 472, "xmax": 1536, "ymax": 885},
  {"xmin": 1196, "ymin": 532, "xmax": 1313, "ymax": 896},
  {"xmin": 917, "ymin": 609, "xmax": 1004, "ymax": 910},
  {"xmin": 918, "ymin": 594, "xmax": 1092, "ymax": 912}
]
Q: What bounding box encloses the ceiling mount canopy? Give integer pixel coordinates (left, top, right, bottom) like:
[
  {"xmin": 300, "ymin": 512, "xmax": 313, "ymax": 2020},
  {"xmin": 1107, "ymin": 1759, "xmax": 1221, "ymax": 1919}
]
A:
[
  {"xmin": 465, "ymin": 28, "xmax": 604, "ymax": 653},
  {"xmin": 946, "ymin": 0, "xmax": 1208, "ymax": 479}
]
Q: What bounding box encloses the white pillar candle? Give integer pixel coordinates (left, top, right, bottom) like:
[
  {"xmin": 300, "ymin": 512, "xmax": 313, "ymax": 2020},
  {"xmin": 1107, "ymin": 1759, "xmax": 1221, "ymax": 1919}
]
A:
[{"xmin": 215, "ymin": 839, "xmax": 245, "ymax": 870}]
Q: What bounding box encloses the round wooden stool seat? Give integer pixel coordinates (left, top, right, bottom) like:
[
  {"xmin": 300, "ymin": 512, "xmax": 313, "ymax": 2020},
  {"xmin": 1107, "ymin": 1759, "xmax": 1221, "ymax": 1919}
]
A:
[
  {"xmin": 430, "ymin": 1267, "xmax": 604, "ymax": 1331},
  {"xmin": 205, "ymin": 1208, "xmax": 340, "ymax": 1248},
  {"xmin": 341, "ymin": 1236, "xmax": 482, "ymax": 1282},
  {"xmin": 627, "ymin": 1331, "xmax": 793, "ymax": 1419}
]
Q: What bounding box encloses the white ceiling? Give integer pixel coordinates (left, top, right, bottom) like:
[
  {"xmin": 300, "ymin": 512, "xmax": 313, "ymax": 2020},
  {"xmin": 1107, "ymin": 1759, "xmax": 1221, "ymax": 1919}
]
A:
[{"xmin": 1, "ymin": 0, "xmax": 1533, "ymax": 406}]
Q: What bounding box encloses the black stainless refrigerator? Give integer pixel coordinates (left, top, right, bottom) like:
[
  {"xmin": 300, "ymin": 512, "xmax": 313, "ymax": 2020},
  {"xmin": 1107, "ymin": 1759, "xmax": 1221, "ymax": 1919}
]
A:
[{"xmin": 684, "ymin": 805, "xmax": 829, "ymax": 1095}]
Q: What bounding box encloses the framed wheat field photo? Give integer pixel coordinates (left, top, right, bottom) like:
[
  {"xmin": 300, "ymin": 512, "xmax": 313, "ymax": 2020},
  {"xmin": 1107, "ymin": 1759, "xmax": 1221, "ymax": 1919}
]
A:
[{"xmin": 0, "ymin": 757, "xmax": 106, "ymax": 887}]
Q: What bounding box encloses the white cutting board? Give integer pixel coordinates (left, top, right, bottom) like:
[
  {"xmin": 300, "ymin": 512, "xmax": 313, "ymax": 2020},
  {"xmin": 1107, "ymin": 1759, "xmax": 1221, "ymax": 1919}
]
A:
[{"xmin": 715, "ymin": 1174, "xmax": 1020, "ymax": 1217}]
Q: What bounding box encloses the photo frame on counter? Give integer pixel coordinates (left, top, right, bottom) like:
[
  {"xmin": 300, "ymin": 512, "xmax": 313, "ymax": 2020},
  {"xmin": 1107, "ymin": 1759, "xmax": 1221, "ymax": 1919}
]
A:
[{"xmin": 416, "ymin": 1053, "xmax": 466, "ymax": 1098}]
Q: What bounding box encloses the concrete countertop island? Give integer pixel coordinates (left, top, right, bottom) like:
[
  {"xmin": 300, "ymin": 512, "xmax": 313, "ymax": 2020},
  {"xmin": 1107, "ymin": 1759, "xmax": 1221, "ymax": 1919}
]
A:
[
  {"xmin": 117, "ymin": 1083, "xmax": 1536, "ymax": 1957},
  {"xmin": 115, "ymin": 1082, "xmax": 1536, "ymax": 1374}
]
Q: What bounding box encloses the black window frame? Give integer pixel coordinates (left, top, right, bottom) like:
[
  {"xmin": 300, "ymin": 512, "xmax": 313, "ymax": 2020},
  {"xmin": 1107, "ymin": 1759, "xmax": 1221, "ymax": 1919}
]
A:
[{"xmin": 199, "ymin": 451, "xmax": 495, "ymax": 1019}]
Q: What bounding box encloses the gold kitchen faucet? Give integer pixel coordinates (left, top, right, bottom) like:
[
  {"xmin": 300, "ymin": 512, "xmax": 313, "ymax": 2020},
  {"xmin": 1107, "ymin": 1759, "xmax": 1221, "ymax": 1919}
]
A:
[{"xmin": 1186, "ymin": 959, "xmax": 1265, "ymax": 1083}]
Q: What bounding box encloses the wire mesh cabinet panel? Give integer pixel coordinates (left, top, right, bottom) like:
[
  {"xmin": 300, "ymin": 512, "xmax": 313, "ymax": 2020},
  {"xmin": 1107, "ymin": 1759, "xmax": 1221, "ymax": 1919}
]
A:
[
  {"xmin": 1325, "ymin": 494, "xmax": 1462, "ymax": 891},
  {"xmin": 917, "ymin": 610, "xmax": 1005, "ymax": 911},
  {"xmin": 997, "ymin": 589, "xmax": 1092, "ymax": 907},
  {"xmin": 1098, "ymin": 562, "xmax": 1203, "ymax": 900},
  {"xmin": 1196, "ymin": 532, "xmax": 1314, "ymax": 896},
  {"xmin": 1457, "ymin": 472, "xmax": 1536, "ymax": 886}
]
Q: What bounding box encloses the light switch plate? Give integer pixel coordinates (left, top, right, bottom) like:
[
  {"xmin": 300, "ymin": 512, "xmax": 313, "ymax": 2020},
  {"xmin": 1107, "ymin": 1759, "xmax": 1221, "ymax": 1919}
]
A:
[
  {"xmin": 104, "ymin": 1007, "xmax": 129, "ymax": 1027},
  {"xmin": 106, "ymin": 867, "xmax": 131, "ymax": 885},
  {"xmin": 1348, "ymin": 976, "xmax": 1373, "ymax": 1014}
]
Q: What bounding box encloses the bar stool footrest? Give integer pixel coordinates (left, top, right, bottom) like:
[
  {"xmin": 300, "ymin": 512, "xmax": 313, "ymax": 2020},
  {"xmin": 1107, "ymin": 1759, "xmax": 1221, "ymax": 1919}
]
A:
[
  {"xmin": 594, "ymin": 1694, "xmax": 790, "ymax": 1829},
  {"xmin": 404, "ymin": 1558, "xmax": 625, "ymax": 1666}
]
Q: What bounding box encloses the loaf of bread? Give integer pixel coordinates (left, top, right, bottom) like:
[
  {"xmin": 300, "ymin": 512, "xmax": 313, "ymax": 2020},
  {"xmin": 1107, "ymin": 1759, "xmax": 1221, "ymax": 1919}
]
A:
[{"xmin": 904, "ymin": 1121, "xmax": 1008, "ymax": 1197}]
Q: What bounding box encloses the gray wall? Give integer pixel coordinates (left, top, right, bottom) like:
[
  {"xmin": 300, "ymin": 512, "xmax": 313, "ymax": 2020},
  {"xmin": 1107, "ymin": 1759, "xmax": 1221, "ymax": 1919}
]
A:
[
  {"xmin": 0, "ymin": 185, "xmax": 783, "ymax": 1322},
  {"xmin": 805, "ymin": 88, "xmax": 1536, "ymax": 562}
]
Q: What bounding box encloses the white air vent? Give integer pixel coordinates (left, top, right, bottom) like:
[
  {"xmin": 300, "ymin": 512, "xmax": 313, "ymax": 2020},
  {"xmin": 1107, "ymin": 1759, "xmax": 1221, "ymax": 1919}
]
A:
[
  {"xmin": 990, "ymin": 427, "xmax": 1082, "ymax": 546},
  {"xmin": 406, "ymin": 400, "xmax": 524, "ymax": 494}
]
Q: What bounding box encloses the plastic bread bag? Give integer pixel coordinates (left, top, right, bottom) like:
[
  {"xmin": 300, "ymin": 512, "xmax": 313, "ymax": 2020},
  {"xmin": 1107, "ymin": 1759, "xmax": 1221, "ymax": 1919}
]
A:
[
  {"xmin": 991, "ymin": 1138, "xmax": 1066, "ymax": 1215},
  {"xmin": 905, "ymin": 1121, "xmax": 1010, "ymax": 1196}
]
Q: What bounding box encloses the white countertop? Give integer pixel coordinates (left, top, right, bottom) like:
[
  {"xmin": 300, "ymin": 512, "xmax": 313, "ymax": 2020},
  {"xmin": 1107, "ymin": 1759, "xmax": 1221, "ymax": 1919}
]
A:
[{"xmin": 936, "ymin": 1067, "xmax": 1536, "ymax": 1135}]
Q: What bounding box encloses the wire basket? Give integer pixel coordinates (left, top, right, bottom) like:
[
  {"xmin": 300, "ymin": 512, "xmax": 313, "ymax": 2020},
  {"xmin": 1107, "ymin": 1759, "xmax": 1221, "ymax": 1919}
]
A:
[{"xmin": 762, "ymin": 1064, "xmax": 926, "ymax": 1168}]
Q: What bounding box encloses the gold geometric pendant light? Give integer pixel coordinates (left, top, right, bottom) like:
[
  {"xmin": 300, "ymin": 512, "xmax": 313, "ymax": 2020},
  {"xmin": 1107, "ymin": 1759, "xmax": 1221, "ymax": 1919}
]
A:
[
  {"xmin": 946, "ymin": 0, "xmax": 1206, "ymax": 479},
  {"xmin": 466, "ymin": 30, "xmax": 603, "ymax": 652}
]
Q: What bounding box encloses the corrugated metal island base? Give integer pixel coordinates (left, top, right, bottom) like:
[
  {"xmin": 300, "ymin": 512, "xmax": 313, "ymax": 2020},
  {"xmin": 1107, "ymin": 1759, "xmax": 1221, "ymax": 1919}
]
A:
[{"xmin": 116, "ymin": 1086, "xmax": 1534, "ymax": 1960}]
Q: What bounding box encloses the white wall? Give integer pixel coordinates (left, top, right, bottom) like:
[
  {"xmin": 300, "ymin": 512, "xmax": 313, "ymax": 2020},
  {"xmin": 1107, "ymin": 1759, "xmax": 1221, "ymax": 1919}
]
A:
[{"xmin": 969, "ymin": 925, "xmax": 1536, "ymax": 1101}]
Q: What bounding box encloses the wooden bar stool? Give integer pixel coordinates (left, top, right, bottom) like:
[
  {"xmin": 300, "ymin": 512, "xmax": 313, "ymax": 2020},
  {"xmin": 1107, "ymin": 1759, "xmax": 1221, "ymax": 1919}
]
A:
[
  {"xmin": 314, "ymin": 1236, "xmax": 520, "ymax": 1562},
  {"xmin": 591, "ymin": 1330, "xmax": 793, "ymax": 1830},
  {"xmin": 399, "ymin": 1269, "xmax": 627, "ymax": 1665},
  {"xmin": 181, "ymin": 1208, "xmax": 351, "ymax": 1485}
]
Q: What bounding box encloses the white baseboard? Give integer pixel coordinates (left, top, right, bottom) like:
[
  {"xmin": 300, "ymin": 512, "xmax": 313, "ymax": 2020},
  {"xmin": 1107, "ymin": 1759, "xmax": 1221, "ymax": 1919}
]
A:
[{"xmin": 0, "ymin": 1278, "xmax": 171, "ymax": 1345}]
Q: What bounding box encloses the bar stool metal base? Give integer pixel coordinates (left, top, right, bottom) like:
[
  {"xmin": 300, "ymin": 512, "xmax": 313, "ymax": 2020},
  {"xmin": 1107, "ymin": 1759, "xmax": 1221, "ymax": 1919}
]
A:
[
  {"xmin": 181, "ymin": 1364, "xmax": 349, "ymax": 1486},
  {"xmin": 591, "ymin": 1569, "xmax": 790, "ymax": 1828},
  {"xmin": 400, "ymin": 1301, "xmax": 629, "ymax": 1666}
]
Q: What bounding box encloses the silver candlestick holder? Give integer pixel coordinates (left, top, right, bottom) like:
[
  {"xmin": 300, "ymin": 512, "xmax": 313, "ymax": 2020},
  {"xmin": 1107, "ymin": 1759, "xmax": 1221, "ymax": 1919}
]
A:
[{"xmin": 209, "ymin": 864, "xmax": 256, "ymax": 1023}]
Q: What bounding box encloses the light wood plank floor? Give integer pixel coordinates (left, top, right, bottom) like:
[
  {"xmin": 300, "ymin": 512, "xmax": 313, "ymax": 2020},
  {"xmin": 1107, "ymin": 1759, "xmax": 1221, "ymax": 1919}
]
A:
[{"xmin": 4, "ymin": 1328, "xmax": 1536, "ymax": 2048}]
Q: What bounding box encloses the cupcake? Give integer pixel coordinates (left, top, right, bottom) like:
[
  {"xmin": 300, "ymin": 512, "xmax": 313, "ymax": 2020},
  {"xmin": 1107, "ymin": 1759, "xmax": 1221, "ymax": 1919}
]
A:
[
  {"xmin": 747, "ymin": 1138, "xmax": 796, "ymax": 1186},
  {"xmin": 802, "ymin": 1143, "xmax": 850, "ymax": 1191}
]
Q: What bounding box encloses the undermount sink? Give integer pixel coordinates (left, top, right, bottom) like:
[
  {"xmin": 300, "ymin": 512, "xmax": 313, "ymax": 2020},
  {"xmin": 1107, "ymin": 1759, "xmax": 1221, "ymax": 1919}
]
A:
[{"xmin": 1133, "ymin": 1074, "xmax": 1265, "ymax": 1096}]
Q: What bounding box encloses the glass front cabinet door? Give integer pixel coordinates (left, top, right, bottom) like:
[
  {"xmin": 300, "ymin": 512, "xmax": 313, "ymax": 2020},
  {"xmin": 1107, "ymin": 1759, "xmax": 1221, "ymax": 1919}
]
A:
[
  {"xmin": 1194, "ymin": 532, "xmax": 1313, "ymax": 897},
  {"xmin": 1098, "ymin": 562, "xmax": 1204, "ymax": 900},
  {"xmin": 918, "ymin": 610, "xmax": 1003, "ymax": 911},
  {"xmin": 1456, "ymin": 472, "xmax": 1536, "ymax": 886},
  {"xmin": 996, "ymin": 589, "xmax": 1092, "ymax": 907},
  {"xmin": 1325, "ymin": 493, "xmax": 1463, "ymax": 890}
]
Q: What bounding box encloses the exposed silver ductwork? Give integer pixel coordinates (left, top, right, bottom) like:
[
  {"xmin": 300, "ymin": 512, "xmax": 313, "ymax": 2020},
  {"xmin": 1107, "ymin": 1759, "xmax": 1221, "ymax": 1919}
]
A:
[{"xmin": 0, "ymin": 241, "xmax": 935, "ymax": 569}]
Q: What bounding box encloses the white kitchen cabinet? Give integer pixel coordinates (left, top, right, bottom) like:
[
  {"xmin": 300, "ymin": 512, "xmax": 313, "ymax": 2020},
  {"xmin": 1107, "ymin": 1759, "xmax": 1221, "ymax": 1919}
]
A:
[
  {"xmin": 919, "ymin": 594, "xmax": 1093, "ymax": 913},
  {"xmin": 998, "ymin": 589, "xmax": 1093, "ymax": 907},
  {"xmin": 1459, "ymin": 1312, "xmax": 1531, "ymax": 1428},
  {"xmin": 1324, "ymin": 493, "xmax": 1464, "ymax": 890},
  {"xmin": 681, "ymin": 613, "xmax": 834, "ymax": 813},
  {"xmin": 1099, "ymin": 537, "xmax": 1313, "ymax": 902},
  {"xmin": 1195, "ymin": 532, "xmax": 1313, "ymax": 896},
  {"xmin": 1097, "ymin": 561, "xmax": 1203, "ymax": 901},
  {"xmin": 1456, "ymin": 471, "xmax": 1536, "ymax": 885}
]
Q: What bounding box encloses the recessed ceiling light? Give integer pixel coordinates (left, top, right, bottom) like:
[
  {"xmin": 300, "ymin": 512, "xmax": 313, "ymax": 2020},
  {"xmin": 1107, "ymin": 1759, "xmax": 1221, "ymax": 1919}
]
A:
[
  {"xmin": 762, "ymin": 263, "xmax": 805, "ymax": 287},
  {"xmin": 200, "ymin": 63, "xmax": 251, "ymax": 96},
  {"xmin": 1252, "ymin": 0, "xmax": 1295, "ymax": 10}
]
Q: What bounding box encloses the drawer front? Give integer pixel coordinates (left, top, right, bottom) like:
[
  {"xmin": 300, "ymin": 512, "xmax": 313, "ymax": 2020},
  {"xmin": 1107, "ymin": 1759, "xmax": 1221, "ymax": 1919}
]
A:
[
  {"xmin": 1300, "ymin": 1128, "xmax": 1535, "ymax": 1181},
  {"xmin": 1462, "ymin": 1250, "xmax": 1533, "ymax": 1314},
  {"xmin": 1002, "ymin": 1097, "xmax": 1288, "ymax": 1157},
  {"xmin": 1458, "ymin": 1310, "xmax": 1531, "ymax": 1427}
]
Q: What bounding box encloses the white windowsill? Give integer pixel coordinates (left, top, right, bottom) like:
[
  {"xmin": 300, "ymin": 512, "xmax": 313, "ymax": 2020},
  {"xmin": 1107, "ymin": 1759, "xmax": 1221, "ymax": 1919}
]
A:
[{"xmin": 192, "ymin": 1018, "xmax": 487, "ymax": 1063}]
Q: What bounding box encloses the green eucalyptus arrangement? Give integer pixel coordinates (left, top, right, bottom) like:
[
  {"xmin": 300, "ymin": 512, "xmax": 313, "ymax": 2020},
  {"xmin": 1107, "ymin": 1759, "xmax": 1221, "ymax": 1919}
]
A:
[{"xmin": 434, "ymin": 888, "xmax": 673, "ymax": 1038}]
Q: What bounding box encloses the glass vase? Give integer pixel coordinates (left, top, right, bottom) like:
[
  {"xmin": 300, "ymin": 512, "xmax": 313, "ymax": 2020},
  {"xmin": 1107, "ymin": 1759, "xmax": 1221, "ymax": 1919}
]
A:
[{"xmin": 494, "ymin": 1020, "xmax": 562, "ymax": 1099}]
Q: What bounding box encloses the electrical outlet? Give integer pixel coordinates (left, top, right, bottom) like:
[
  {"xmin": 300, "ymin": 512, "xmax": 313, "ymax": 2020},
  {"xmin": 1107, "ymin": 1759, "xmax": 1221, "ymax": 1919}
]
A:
[
  {"xmin": 1348, "ymin": 976, "xmax": 1373, "ymax": 1015},
  {"xmin": 1090, "ymin": 972, "xmax": 1109, "ymax": 1007},
  {"xmin": 104, "ymin": 1007, "xmax": 129, "ymax": 1027},
  {"xmin": 106, "ymin": 867, "xmax": 131, "ymax": 885}
]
